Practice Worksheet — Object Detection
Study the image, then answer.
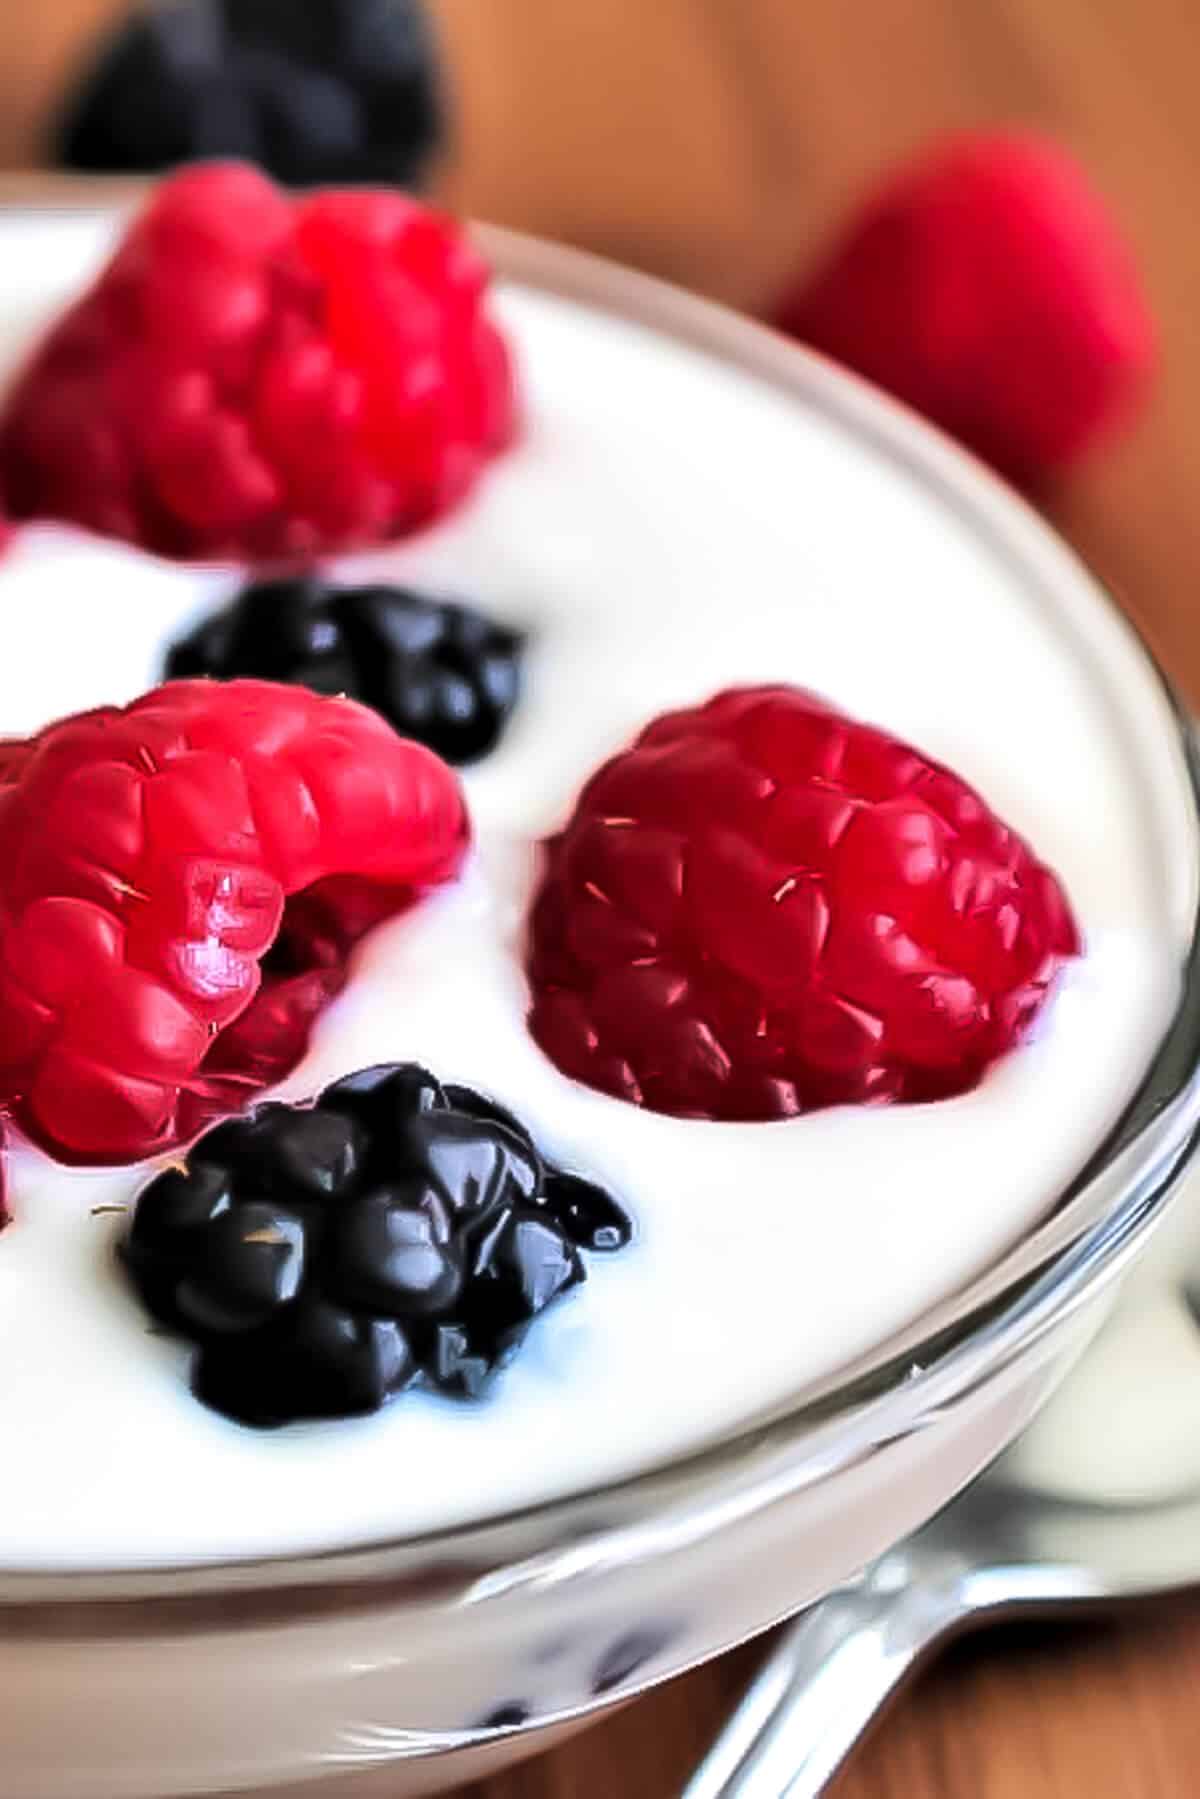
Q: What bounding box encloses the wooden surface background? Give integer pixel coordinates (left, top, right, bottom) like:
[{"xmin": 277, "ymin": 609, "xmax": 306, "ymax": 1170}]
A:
[{"xmin": 4, "ymin": 3, "xmax": 1200, "ymax": 1794}]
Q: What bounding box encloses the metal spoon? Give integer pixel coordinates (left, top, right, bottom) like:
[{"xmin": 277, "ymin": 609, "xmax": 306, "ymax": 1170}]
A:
[{"xmin": 685, "ymin": 1454, "xmax": 1200, "ymax": 1798}]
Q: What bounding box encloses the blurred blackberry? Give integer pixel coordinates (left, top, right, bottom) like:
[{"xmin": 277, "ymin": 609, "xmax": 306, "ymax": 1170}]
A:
[
  {"xmin": 122, "ymin": 1064, "xmax": 632, "ymax": 1427},
  {"xmin": 166, "ymin": 573, "xmax": 524, "ymax": 765},
  {"xmin": 53, "ymin": 0, "xmax": 444, "ymax": 190}
]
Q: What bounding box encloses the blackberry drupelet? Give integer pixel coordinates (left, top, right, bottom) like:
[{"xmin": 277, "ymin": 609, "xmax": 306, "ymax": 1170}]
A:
[
  {"xmin": 54, "ymin": 0, "xmax": 444, "ymax": 190},
  {"xmin": 166, "ymin": 574, "xmax": 524, "ymax": 765},
  {"xmin": 122, "ymin": 1064, "xmax": 631, "ymax": 1427}
]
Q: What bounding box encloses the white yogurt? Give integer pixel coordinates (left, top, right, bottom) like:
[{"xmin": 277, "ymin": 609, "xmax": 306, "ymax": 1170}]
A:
[{"xmin": 0, "ymin": 218, "xmax": 1191, "ymax": 1567}]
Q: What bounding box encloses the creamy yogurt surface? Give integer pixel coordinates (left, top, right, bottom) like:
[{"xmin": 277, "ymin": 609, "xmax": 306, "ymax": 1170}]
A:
[{"xmin": 0, "ymin": 213, "xmax": 1191, "ymax": 1568}]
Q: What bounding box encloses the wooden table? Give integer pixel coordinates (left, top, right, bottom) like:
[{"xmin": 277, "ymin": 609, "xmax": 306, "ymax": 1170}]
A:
[{"xmin": 5, "ymin": 4, "xmax": 1200, "ymax": 1795}]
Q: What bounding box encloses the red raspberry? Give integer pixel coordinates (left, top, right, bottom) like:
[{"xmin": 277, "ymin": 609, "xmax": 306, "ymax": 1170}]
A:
[
  {"xmin": 774, "ymin": 133, "xmax": 1155, "ymax": 486},
  {"xmin": 0, "ymin": 680, "xmax": 468, "ymax": 1163},
  {"xmin": 526, "ymin": 686, "xmax": 1079, "ymax": 1121},
  {"xmin": 0, "ymin": 163, "xmax": 515, "ymax": 561}
]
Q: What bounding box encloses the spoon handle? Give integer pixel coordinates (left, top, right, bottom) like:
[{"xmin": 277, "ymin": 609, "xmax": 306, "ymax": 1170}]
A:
[{"xmin": 683, "ymin": 1574, "xmax": 971, "ymax": 1799}]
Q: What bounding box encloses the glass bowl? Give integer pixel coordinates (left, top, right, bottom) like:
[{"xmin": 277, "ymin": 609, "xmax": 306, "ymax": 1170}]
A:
[{"xmin": 0, "ymin": 215, "xmax": 1198, "ymax": 1799}]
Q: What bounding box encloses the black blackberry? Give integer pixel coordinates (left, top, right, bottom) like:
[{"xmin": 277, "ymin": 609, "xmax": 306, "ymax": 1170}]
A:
[
  {"xmin": 121, "ymin": 1064, "xmax": 632, "ymax": 1427},
  {"xmin": 53, "ymin": 0, "xmax": 444, "ymax": 191},
  {"xmin": 165, "ymin": 575, "xmax": 524, "ymax": 765}
]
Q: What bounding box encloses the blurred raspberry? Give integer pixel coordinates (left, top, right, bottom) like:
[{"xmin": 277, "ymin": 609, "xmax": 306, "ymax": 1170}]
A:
[{"xmin": 774, "ymin": 132, "xmax": 1155, "ymax": 486}]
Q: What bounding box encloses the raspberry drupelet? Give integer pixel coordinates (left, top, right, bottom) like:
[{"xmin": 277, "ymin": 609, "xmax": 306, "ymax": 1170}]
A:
[
  {"xmin": 0, "ymin": 680, "xmax": 468, "ymax": 1164},
  {"xmin": 526, "ymin": 685, "xmax": 1080, "ymax": 1121},
  {"xmin": 0, "ymin": 163, "xmax": 515, "ymax": 561}
]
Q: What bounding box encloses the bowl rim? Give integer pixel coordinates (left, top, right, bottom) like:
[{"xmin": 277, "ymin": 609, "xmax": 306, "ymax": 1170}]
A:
[{"xmin": 1, "ymin": 209, "xmax": 1199, "ymax": 1611}]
